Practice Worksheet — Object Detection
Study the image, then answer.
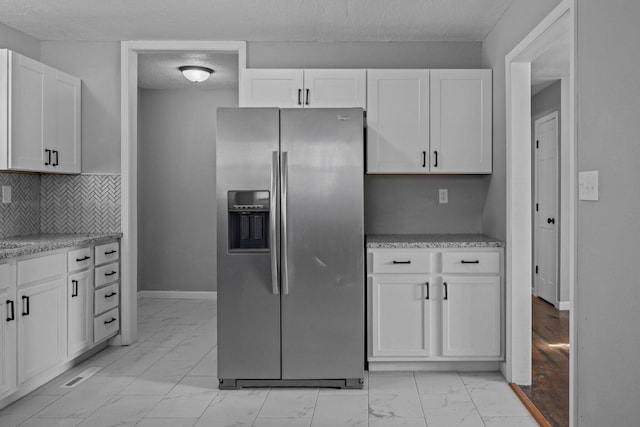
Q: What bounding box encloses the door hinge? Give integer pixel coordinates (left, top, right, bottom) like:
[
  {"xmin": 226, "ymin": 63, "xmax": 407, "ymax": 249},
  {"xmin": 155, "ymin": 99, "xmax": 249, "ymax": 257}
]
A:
[
  {"xmin": 536, "ymin": 203, "xmax": 539, "ymax": 212},
  {"xmin": 535, "ymin": 265, "xmax": 539, "ymax": 274},
  {"xmin": 536, "ymin": 140, "xmax": 539, "ymax": 149}
]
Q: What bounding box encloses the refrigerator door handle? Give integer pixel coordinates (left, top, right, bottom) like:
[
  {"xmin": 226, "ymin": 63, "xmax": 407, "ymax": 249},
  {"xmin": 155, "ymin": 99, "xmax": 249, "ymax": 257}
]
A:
[
  {"xmin": 281, "ymin": 151, "xmax": 290, "ymax": 295},
  {"xmin": 270, "ymin": 151, "xmax": 280, "ymax": 295}
]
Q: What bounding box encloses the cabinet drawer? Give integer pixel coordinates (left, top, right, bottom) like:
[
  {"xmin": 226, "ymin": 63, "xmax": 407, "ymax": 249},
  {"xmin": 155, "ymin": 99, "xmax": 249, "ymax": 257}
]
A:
[
  {"xmin": 371, "ymin": 251, "xmax": 430, "ymax": 274},
  {"xmin": 68, "ymin": 247, "xmax": 92, "ymax": 272},
  {"xmin": 95, "ymin": 262, "xmax": 119, "ymax": 288},
  {"xmin": 18, "ymin": 253, "xmax": 65, "ymax": 285},
  {"xmin": 0, "ymin": 262, "xmax": 14, "ymax": 288},
  {"xmin": 442, "ymin": 252, "xmax": 500, "ymax": 274},
  {"xmin": 95, "ymin": 242, "xmax": 119, "ymax": 266},
  {"xmin": 94, "ymin": 308, "xmax": 119, "ymax": 343},
  {"xmin": 95, "ymin": 283, "xmax": 119, "ymax": 315}
]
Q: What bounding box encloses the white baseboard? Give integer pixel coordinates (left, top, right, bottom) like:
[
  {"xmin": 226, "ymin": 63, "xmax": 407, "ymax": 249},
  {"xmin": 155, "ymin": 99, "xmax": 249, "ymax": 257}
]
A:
[
  {"xmin": 558, "ymin": 300, "xmax": 571, "ymax": 311},
  {"xmin": 369, "ymin": 361, "xmax": 501, "ymax": 372},
  {"xmin": 138, "ymin": 290, "xmax": 217, "ymax": 300}
]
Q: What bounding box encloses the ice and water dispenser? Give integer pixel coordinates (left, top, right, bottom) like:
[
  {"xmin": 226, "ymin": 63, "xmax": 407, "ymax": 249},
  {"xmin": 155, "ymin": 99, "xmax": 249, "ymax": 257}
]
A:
[{"xmin": 227, "ymin": 191, "xmax": 270, "ymax": 251}]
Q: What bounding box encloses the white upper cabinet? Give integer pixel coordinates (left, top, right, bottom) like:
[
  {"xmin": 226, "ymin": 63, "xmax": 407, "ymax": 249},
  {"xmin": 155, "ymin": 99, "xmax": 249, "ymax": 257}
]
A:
[
  {"xmin": 430, "ymin": 69, "xmax": 492, "ymax": 174},
  {"xmin": 0, "ymin": 49, "xmax": 81, "ymax": 173},
  {"xmin": 367, "ymin": 68, "xmax": 492, "ymax": 174},
  {"xmin": 367, "ymin": 70, "xmax": 430, "ymax": 173},
  {"xmin": 240, "ymin": 69, "xmax": 366, "ymax": 108}
]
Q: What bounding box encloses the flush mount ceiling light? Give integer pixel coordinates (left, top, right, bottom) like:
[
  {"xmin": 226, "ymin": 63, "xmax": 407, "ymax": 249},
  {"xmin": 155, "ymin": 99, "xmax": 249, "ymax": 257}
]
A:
[{"xmin": 179, "ymin": 65, "xmax": 214, "ymax": 83}]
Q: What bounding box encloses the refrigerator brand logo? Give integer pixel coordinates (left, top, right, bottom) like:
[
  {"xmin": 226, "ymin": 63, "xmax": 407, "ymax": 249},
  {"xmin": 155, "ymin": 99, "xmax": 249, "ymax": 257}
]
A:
[{"xmin": 337, "ymin": 115, "xmax": 352, "ymax": 121}]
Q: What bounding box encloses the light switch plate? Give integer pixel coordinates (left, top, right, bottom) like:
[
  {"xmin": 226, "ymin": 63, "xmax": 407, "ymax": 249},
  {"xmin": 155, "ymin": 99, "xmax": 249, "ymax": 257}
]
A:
[
  {"xmin": 579, "ymin": 171, "xmax": 599, "ymax": 201},
  {"xmin": 439, "ymin": 189, "xmax": 448, "ymax": 204},
  {"xmin": 2, "ymin": 186, "xmax": 11, "ymax": 203}
]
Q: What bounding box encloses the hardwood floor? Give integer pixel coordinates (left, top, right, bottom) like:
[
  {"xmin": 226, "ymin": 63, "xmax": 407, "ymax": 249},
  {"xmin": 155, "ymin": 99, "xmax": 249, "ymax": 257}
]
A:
[{"xmin": 520, "ymin": 296, "xmax": 570, "ymax": 427}]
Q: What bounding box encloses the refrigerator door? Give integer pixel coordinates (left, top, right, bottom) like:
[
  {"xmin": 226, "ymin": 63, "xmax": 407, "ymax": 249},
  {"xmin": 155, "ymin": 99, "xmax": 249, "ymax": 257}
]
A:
[
  {"xmin": 280, "ymin": 108, "xmax": 365, "ymax": 380},
  {"xmin": 216, "ymin": 108, "xmax": 281, "ymax": 380}
]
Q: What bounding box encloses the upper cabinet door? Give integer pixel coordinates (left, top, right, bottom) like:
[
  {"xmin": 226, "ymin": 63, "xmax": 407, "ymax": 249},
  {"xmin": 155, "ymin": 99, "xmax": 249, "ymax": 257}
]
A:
[
  {"xmin": 240, "ymin": 69, "xmax": 304, "ymax": 107},
  {"xmin": 47, "ymin": 68, "xmax": 81, "ymax": 173},
  {"xmin": 9, "ymin": 52, "xmax": 46, "ymax": 171},
  {"xmin": 367, "ymin": 69, "xmax": 430, "ymax": 174},
  {"xmin": 430, "ymin": 69, "xmax": 492, "ymax": 174},
  {"xmin": 302, "ymin": 69, "xmax": 366, "ymax": 108}
]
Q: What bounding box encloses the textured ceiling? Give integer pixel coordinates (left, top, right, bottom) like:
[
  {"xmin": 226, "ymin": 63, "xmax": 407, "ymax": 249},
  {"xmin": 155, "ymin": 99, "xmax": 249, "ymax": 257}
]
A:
[
  {"xmin": 138, "ymin": 52, "xmax": 238, "ymax": 90},
  {"xmin": 0, "ymin": 0, "xmax": 514, "ymax": 42}
]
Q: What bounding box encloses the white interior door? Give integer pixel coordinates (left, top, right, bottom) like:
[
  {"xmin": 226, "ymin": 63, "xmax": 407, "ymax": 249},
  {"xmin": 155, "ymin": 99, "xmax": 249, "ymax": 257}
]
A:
[{"xmin": 534, "ymin": 112, "xmax": 559, "ymax": 305}]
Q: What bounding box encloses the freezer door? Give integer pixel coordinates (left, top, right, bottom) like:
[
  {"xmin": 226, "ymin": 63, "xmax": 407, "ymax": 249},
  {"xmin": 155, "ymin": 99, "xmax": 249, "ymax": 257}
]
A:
[
  {"xmin": 216, "ymin": 108, "xmax": 281, "ymax": 380},
  {"xmin": 280, "ymin": 108, "xmax": 365, "ymax": 380}
]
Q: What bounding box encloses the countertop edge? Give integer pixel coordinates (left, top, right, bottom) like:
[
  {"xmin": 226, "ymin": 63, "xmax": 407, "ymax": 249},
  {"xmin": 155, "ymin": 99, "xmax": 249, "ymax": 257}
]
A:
[
  {"xmin": 365, "ymin": 234, "xmax": 505, "ymax": 249},
  {"xmin": 0, "ymin": 233, "xmax": 123, "ymax": 261}
]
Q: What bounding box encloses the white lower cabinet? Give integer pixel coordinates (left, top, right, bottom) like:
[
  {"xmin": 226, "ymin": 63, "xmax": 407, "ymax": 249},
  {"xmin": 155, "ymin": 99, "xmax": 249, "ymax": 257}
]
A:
[
  {"xmin": 0, "ymin": 268, "xmax": 17, "ymax": 398},
  {"xmin": 441, "ymin": 276, "xmax": 501, "ymax": 357},
  {"xmin": 368, "ymin": 247, "xmax": 503, "ymax": 364},
  {"xmin": 17, "ymin": 278, "xmax": 66, "ymax": 385},
  {"xmin": 371, "ymin": 275, "xmax": 431, "ymax": 357},
  {"xmin": 67, "ymin": 270, "xmax": 93, "ymax": 358}
]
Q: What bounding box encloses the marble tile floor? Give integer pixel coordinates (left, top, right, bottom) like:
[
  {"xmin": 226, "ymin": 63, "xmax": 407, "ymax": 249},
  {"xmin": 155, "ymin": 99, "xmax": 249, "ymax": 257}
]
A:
[{"xmin": 0, "ymin": 298, "xmax": 538, "ymax": 427}]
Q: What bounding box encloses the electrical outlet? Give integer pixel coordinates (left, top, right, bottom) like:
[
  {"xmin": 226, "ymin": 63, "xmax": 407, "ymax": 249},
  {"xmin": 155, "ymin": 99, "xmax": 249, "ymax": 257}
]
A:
[
  {"xmin": 2, "ymin": 186, "xmax": 11, "ymax": 203},
  {"xmin": 439, "ymin": 189, "xmax": 448, "ymax": 204}
]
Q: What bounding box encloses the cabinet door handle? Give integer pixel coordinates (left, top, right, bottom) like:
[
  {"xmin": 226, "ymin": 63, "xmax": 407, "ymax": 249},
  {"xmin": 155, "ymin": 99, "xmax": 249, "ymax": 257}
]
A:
[
  {"xmin": 44, "ymin": 149, "xmax": 51, "ymax": 166},
  {"xmin": 104, "ymin": 317, "xmax": 117, "ymax": 325},
  {"xmin": 104, "ymin": 250, "xmax": 117, "ymax": 255},
  {"xmin": 298, "ymin": 89, "xmax": 302, "ymax": 105},
  {"xmin": 434, "ymin": 150, "xmax": 439, "ymax": 168},
  {"xmin": 76, "ymin": 256, "xmax": 91, "ymax": 262},
  {"xmin": 305, "ymin": 88, "xmax": 310, "ymax": 105},
  {"xmin": 105, "ymin": 292, "xmax": 117, "ymax": 299},
  {"xmin": 392, "ymin": 260, "xmax": 411, "ymax": 264},
  {"xmin": 422, "ymin": 151, "xmax": 426, "ymax": 168},
  {"xmin": 443, "ymin": 282, "xmax": 448, "ymax": 300},
  {"xmin": 72, "ymin": 280, "xmax": 79, "ymax": 297},
  {"xmin": 425, "ymin": 282, "xmax": 430, "ymax": 300},
  {"xmin": 52, "ymin": 150, "xmax": 59, "ymax": 166},
  {"xmin": 461, "ymin": 260, "xmax": 480, "ymax": 264},
  {"xmin": 6, "ymin": 300, "xmax": 15, "ymax": 322},
  {"xmin": 105, "ymin": 271, "xmax": 117, "ymax": 277},
  {"xmin": 22, "ymin": 295, "xmax": 30, "ymax": 316}
]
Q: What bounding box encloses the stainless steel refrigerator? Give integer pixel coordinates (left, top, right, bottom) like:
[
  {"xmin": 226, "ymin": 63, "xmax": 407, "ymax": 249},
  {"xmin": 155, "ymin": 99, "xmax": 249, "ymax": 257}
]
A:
[{"xmin": 216, "ymin": 107, "xmax": 364, "ymax": 389}]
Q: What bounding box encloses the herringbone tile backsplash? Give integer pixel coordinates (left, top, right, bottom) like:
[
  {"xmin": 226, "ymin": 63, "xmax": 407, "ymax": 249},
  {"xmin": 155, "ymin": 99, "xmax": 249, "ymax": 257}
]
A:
[
  {"xmin": 0, "ymin": 173, "xmax": 121, "ymax": 238},
  {"xmin": 41, "ymin": 174, "xmax": 121, "ymax": 234},
  {"xmin": 0, "ymin": 173, "xmax": 41, "ymax": 238}
]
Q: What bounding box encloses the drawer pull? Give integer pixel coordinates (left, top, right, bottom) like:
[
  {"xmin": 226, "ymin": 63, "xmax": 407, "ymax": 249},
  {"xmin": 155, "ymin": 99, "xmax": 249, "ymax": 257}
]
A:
[
  {"xmin": 104, "ymin": 292, "xmax": 117, "ymax": 299},
  {"xmin": 443, "ymin": 282, "xmax": 448, "ymax": 300},
  {"xmin": 461, "ymin": 260, "xmax": 480, "ymax": 264},
  {"xmin": 105, "ymin": 271, "xmax": 117, "ymax": 277},
  {"xmin": 76, "ymin": 256, "xmax": 91, "ymax": 262},
  {"xmin": 392, "ymin": 260, "xmax": 411, "ymax": 264},
  {"xmin": 22, "ymin": 295, "xmax": 30, "ymax": 316},
  {"xmin": 72, "ymin": 280, "xmax": 79, "ymax": 297},
  {"xmin": 425, "ymin": 282, "xmax": 430, "ymax": 300},
  {"xmin": 104, "ymin": 250, "xmax": 117, "ymax": 255},
  {"xmin": 6, "ymin": 300, "xmax": 15, "ymax": 322},
  {"xmin": 104, "ymin": 317, "xmax": 117, "ymax": 325}
]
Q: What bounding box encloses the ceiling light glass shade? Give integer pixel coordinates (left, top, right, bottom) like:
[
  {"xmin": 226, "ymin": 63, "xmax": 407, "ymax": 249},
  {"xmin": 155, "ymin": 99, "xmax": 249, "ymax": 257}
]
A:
[{"xmin": 179, "ymin": 66, "xmax": 214, "ymax": 83}]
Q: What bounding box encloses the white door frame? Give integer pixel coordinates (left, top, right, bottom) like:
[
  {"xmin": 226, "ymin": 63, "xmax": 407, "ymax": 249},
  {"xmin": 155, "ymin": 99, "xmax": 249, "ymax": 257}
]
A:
[
  {"xmin": 533, "ymin": 111, "xmax": 559, "ymax": 306},
  {"xmin": 119, "ymin": 41, "xmax": 246, "ymax": 345},
  {"xmin": 504, "ymin": 0, "xmax": 576, "ymax": 425}
]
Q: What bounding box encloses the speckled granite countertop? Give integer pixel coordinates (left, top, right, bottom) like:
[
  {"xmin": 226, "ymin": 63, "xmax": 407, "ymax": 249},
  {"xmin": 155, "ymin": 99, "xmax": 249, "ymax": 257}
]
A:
[
  {"xmin": 0, "ymin": 233, "xmax": 122, "ymax": 260},
  {"xmin": 366, "ymin": 234, "xmax": 504, "ymax": 249}
]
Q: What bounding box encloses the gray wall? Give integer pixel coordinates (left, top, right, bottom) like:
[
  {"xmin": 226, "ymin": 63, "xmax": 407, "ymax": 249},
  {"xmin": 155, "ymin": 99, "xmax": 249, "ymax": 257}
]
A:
[
  {"xmin": 40, "ymin": 42, "xmax": 121, "ymax": 173},
  {"xmin": 576, "ymin": 0, "xmax": 640, "ymax": 424},
  {"xmin": 0, "ymin": 21, "xmax": 40, "ymax": 60},
  {"xmin": 480, "ymin": 0, "xmax": 563, "ymax": 241},
  {"xmin": 139, "ymin": 88, "xmax": 238, "ymax": 292}
]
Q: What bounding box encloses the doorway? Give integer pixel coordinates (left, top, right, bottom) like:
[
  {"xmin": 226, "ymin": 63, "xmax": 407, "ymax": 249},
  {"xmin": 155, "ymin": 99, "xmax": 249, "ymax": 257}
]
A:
[
  {"xmin": 505, "ymin": 0, "xmax": 576, "ymax": 425},
  {"xmin": 119, "ymin": 41, "xmax": 246, "ymax": 345}
]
